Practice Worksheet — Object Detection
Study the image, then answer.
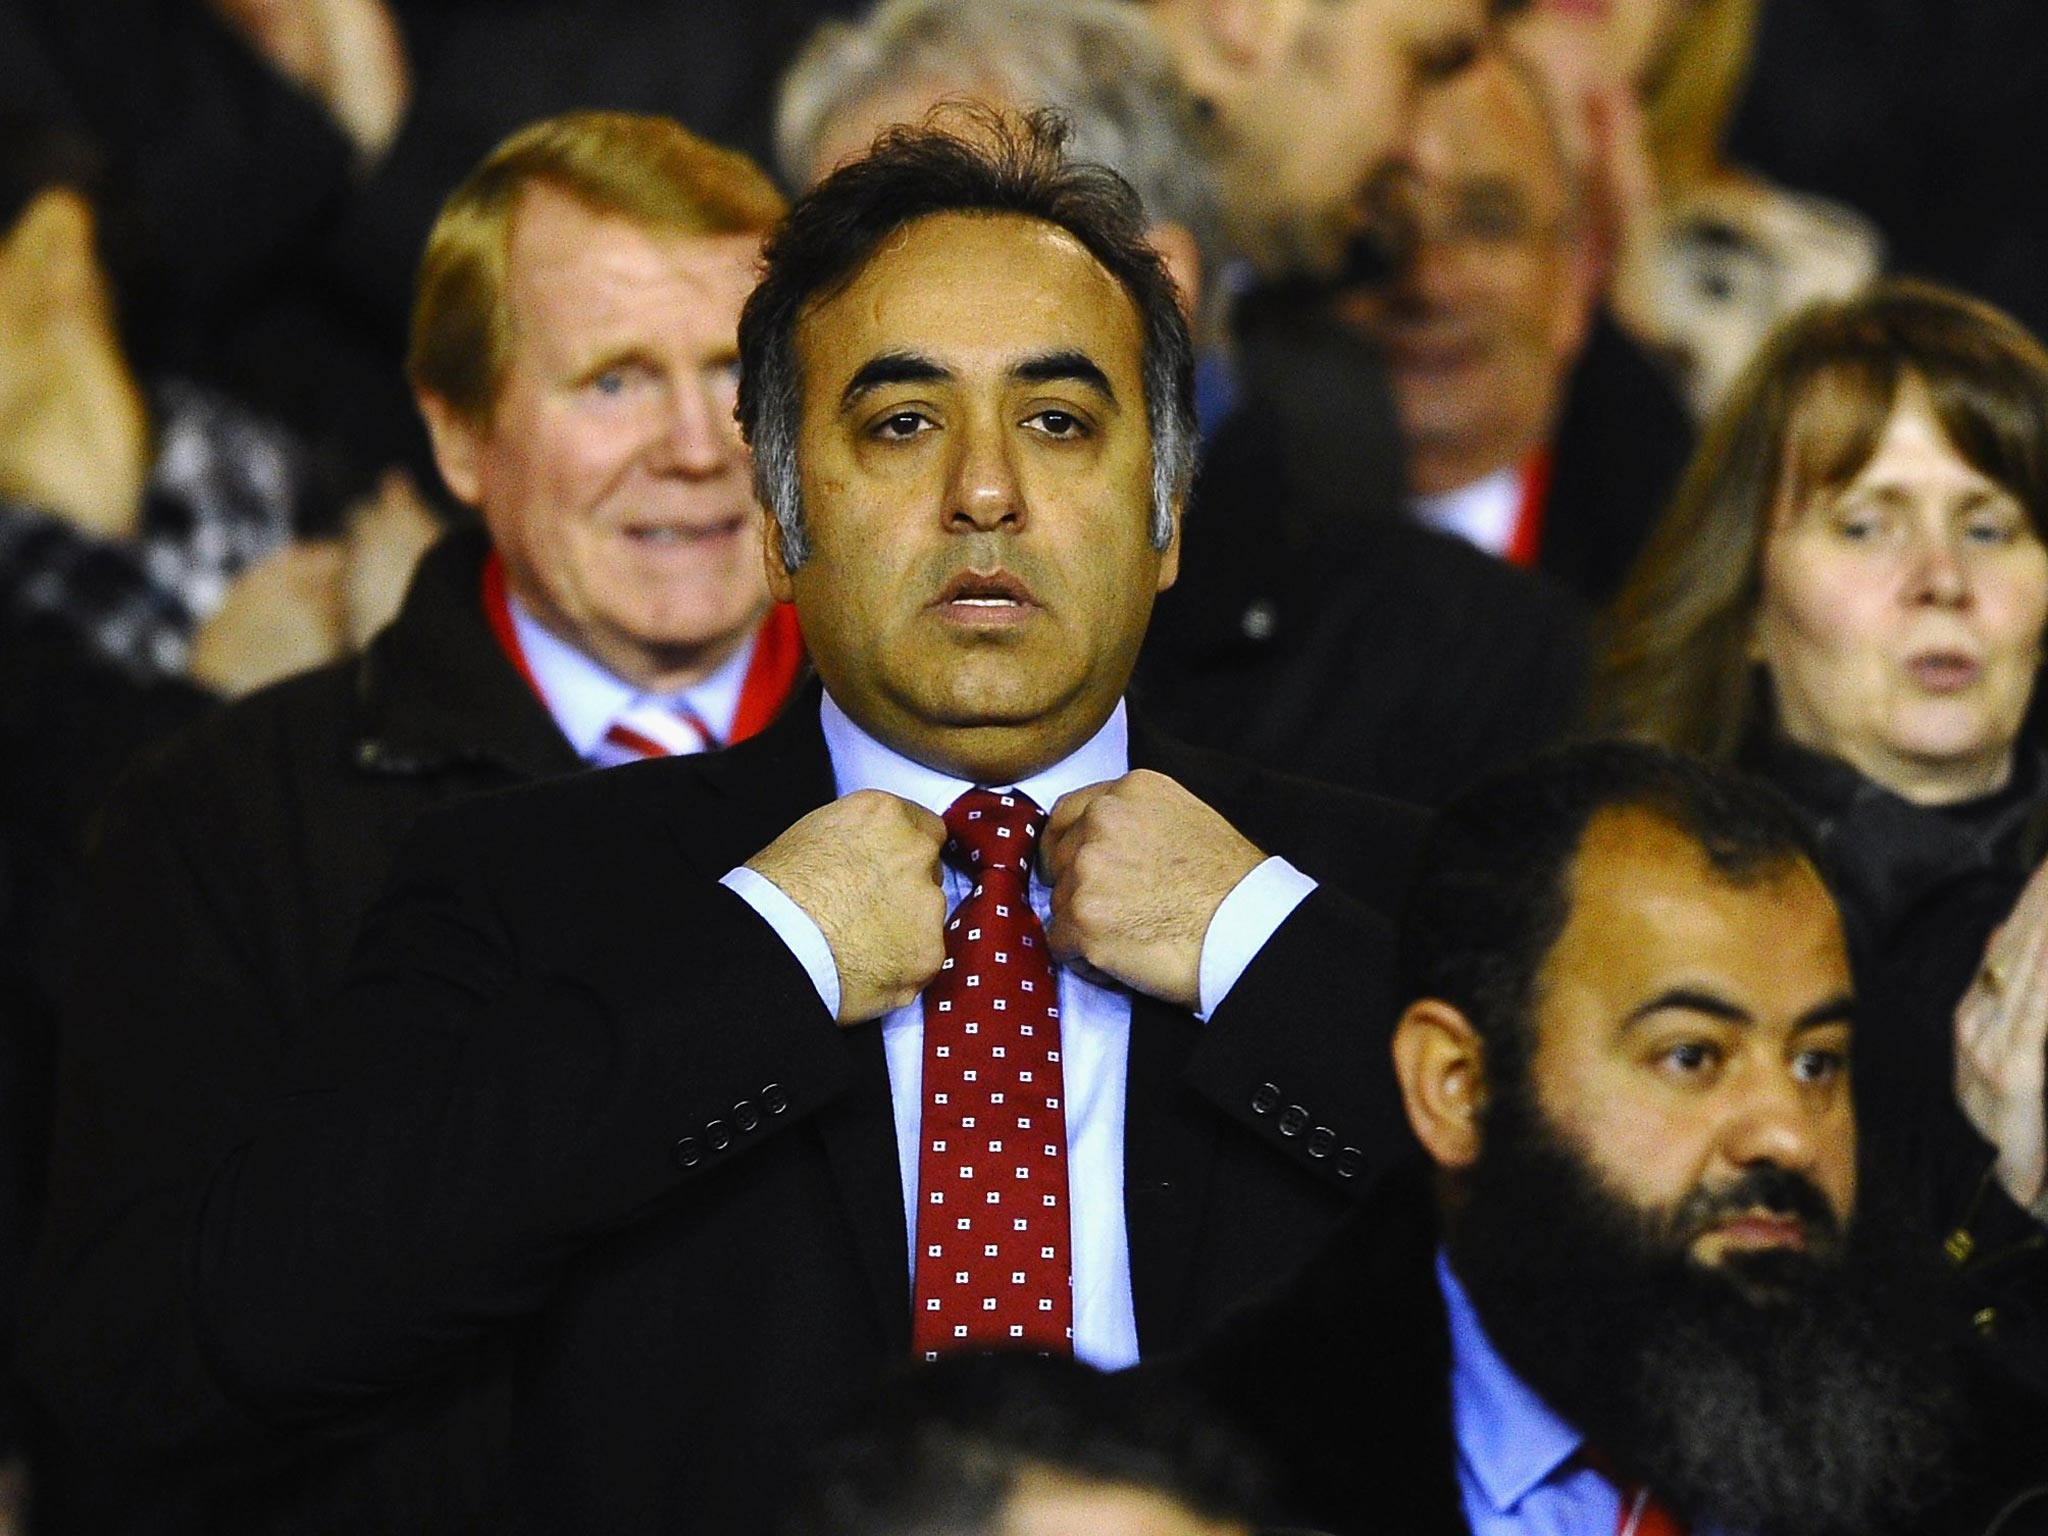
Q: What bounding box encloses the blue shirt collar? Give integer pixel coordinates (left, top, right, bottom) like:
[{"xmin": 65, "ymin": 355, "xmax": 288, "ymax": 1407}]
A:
[
  {"xmin": 508, "ymin": 594, "xmax": 756, "ymax": 758},
  {"xmin": 818, "ymin": 690, "xmax": 1129, "ymax": 816},
  {"xmin": 1438, "ymin": 1249, "xmax": 1587, "ymax": 1516}
]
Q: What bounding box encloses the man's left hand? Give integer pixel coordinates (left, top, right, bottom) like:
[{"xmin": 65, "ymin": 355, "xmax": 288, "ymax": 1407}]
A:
[{"xmin": 1039, "ymin": 770, "xmax": 1265, "ymax": 1009}]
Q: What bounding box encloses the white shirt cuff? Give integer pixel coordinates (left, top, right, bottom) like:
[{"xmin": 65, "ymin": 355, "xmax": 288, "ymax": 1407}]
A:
[
  {"xmin": 1197, "ymin": 857, "xmax": 1318, "ymax": 1021},
  {"xmin": 721, "ymin": 866, "xmax": 841, "ymax": 1017}
]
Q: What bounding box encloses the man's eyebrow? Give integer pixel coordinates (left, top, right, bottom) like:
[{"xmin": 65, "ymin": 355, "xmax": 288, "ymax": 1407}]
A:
[
  {"xmin": 571, "ymin": 345, "xmax": 657, "ymax": 381},
  {"xmin": 840, "ymin": 351, "xmax": 950, "ymax": 409},
  {"xmin": 1621, "ymin": 989, "xmax": 1857, "ymax": 1033},
  {"xmin": 1012, "ymin": 349, "xmax": 1116, "ymax": 402},
  {"xmin": 1793, "ymin": 995, "xmax": 1856, "ymax": 1032},
  {"xmin": 1623, "ymin": 988, "xmax": 1753, "ymax": 1028}
]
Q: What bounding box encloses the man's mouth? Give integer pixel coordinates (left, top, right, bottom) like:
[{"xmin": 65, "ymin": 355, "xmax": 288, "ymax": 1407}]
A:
[
  {"xmin": 932, "ymin": 570, "xmax": 1040, "ymax": 624},
  {"xmin": 621, "ymin": 515, "xmax": 745, "ymax": 547},
  {"xmin": 1674, "ymin": 1165, "xmax": 1841, "ymax": 1269},
  {"xmin": 1706, "ymin": 1209, "xmax": 1809, "ymax": 1252},
  {"xmin": 1379, "ymin": 328, "xmax": 1487, "ymax": 380}
]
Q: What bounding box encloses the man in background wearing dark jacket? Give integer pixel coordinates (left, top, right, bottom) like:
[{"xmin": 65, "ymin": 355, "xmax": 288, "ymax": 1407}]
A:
[{"xmin": 23, "ymin": 112, "xmax": 800, "ymax": 1534}]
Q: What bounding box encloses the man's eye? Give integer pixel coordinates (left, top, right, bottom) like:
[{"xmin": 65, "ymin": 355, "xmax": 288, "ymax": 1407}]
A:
[
  {"xmin": 873, "ymin": 411, "xmax": 930, "ymax": 439},
  {"xmin": 1792, "ymin": 1047, "xmax": 1848, "ymax": 1085},
  {"xmin": 1662, "ymin": 1041, "xmax": 1719, "ymax": 1076},
  {"xmin": 1028, "ymin": 409, "xmax": 1085, "ymax": 438},
  {"xmin": 1416, "ymin": 34, "xmax": 1477, "ymax": 83},
  {"xmin": 591, "ymin": 369, "xmax": 626, "ymax": 396}
]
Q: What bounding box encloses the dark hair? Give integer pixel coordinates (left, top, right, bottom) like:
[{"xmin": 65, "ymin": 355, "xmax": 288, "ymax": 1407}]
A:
[
  {"xmin": 737, "ymin": 104, "xmax": 1196, "ymax": 569},
  {"xmin": 1593, "ymin": 278, "xmax": 2048, "ymax": 759},
  {"xmin": 785, "ymin": 1353, "xmax": 1268, "ymax": 1536},
  {"xmin": 1399, "ymin": 740, "xmax": 1827, "ymax": 1088}
]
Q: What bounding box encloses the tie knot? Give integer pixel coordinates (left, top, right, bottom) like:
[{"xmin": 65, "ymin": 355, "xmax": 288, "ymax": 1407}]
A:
[{"xmin": 944, "ymin": 788, "xmax": 1044, "ymax": 880}]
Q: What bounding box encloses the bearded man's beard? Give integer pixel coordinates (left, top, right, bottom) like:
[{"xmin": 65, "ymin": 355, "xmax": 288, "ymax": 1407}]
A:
[{"xmin": 1443, "ymin": 1085, "xmax": 1967, "ymax": 1536}]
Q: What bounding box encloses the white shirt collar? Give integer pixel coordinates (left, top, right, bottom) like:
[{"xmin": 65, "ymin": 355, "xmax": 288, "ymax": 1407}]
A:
[
  {"xmin": 818, "ymin": 690, "xmax": 1130, "ymax": 816},
  {"xmin": 508, "ymin": 594, "xmax": 756, "ymax": 757},
  {"xmin": 1409, "ymin": 463, "xmax": 1524, "ymax": 560}
]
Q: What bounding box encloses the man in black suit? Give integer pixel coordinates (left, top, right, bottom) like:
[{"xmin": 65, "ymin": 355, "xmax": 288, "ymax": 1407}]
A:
[
  {"xmin": 150, "ymin": 111, "xmax": 1423, "ymax": 1532},
  {"xmin": 1185, "ymin": 741, "xmax": 2048, "ymax": 1536}
]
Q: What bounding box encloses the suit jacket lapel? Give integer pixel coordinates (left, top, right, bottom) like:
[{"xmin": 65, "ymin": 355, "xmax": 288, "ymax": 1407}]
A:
[
  {"xmin": 1121, "ymin": 715, "xmax": 1242, "ymax": 1351},
  {"xmin": 679, "ymin": 687, "xmax": 914, "ymax": 1352}
]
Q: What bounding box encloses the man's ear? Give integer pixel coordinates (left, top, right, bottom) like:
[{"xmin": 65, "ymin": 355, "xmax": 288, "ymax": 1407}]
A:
[
  {"xmin": 1155, "ymin": 494, "xmax": 1184, "ymax": 593},
  {"xmin": 416, "ymin": 391, "xmax": 485, "ymax": 509},
  {"xmin": 762, "ymin": 506, "xmax": 797, "ymax": 604},
  {"xmin": 1551, "ymin": 223, "xmax": 1600, "ymax": 364},
  {"xmin": 1146, "ymin": 219, "xmax": 1204, "ymax": 325},
  {"xmin": 1392, "ymin": 999, "xmax": 1488, "ymax": 1171},
  {"xmin": 0, "ymin": 187, "xmax": 100, "ymax": 315}
]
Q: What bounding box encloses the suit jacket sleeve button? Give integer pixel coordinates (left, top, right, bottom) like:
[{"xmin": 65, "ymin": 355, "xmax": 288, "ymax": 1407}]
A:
[
  {"xmin": 1336, "ymin": 1146, "xmax": 1364, "ymax": 1179},
  {"xmin": 1251, "ymin": 1082, "xmax": 1281, "ymax": 1115},
  {"xmin": 673, "ymin": 1136, "xmax": 703, "ymax": 1169},
  {"xmin": 1307, "ymin": 1126, "xmax": 1335, "ymax": 1158},
  {"xmin": 762, "ymin": 1083, "xmax": 789, "ymax": 1115},
  {"xmin": 705, "ymin": 1119, "xmax": 732, "ymax": 1151},
  {"xmin": 1277, "ymin": 1104, "xmax": 1308, "ymax": 1137},
  {"xmin": 733, "ymin": 1100, "xmax": 760, "ymax": 1132}
]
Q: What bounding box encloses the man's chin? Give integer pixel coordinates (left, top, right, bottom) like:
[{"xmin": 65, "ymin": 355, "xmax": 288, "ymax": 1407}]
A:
[{"xmin": 1688, "ymin": 1239, "xmax": 1827, "ymax": 1308}]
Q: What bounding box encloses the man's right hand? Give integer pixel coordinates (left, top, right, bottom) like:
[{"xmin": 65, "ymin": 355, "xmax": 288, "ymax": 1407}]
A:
[{"xmin": 745, "ymin": 792, "xmax": 947, "ymax": 1024}]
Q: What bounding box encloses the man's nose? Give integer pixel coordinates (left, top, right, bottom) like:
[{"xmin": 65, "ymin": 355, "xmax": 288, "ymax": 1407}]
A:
[
  {"xmin": 944, "ymin": 416, "xmax": 1024, "ymax": 532},
  {"xmin": 1402, "ymin": 232, "xmax": 1472, "ymax": 309},
  {"xmin": 1715, "ymin": 1066, "xmax": 1827, "ymax": 1179},
  {"xmin": 652, "ymin": 377, "xmax": 737, "ymax": 477}
]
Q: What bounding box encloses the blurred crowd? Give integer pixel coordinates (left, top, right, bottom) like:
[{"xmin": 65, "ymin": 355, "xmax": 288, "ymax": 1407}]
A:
[{"xmin": 6, "ymin": 0, "xmax": 2048, "ymax": 1532}]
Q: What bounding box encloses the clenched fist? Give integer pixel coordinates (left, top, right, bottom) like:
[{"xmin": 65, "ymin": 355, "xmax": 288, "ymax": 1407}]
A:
[
  {"xmin": 745, "ymin": 791, "xmax": 947, "ymax": 1024},
  {"xmin": 1040, "ymin": 770, "xmax": 1265, "ymax": 1009}
]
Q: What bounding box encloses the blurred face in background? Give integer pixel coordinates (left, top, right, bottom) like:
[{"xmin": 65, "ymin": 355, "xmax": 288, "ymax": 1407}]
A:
[
  {"xmin": 422, "ymin": 183, "xmax": 770, "ymax": 691},
  {"xmin": 1755, "ymin": 376, "xmax": 2048, "ymax": 804},
  {"xmin": 1334, "ymin": 50, "xmax": 1595, "ymax": 495},
  {"xmin": 1524, "ymin": 0, "xmax": 1699, "ymax": 89},
  {"xmin": 1151, "ymin": 0, "xmax": 1489, "ymax": 279}
]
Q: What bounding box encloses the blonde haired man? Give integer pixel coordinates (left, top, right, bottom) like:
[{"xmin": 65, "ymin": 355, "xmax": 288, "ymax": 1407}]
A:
[{"xmin": 25, "ymin": 113, "xmax": 798, "ymax": 1534}]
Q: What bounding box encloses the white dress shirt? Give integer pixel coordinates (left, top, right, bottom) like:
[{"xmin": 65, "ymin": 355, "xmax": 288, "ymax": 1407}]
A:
[
  {"xmin": 508, "ymin": 594, "xmax": 757, "ymax": 765},
  {"xmin": 721, "ymin": 691, "xmax": 1315, "ymax": 1367},
  {"xmin": 1410, "ymin": 465, "xmax": 1523, "ymax": 559}
]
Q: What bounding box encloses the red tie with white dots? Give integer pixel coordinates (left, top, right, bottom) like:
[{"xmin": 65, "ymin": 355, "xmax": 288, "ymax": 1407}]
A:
[{"xmin": 910, "ymin": 788, "xmax": 1073, "ymax": 1360}]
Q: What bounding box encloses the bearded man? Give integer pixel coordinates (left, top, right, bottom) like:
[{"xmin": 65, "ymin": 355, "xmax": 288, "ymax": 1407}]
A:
[{"xmin": 1183, "ymin": 741, "xmax": 2048, "ymax": 1536}]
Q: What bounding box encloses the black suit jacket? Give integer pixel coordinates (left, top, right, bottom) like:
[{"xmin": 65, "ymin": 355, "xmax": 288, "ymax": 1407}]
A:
[
  {"xmin": 1139, "ymin": 393, "xmax": 1590, "ymax": 809},
  {"xmin": 25, "ymin": 532, "xmax": 578, "ymax": 1533},
  {"xmin": 182, "ymin": 691, "xmax": 1425, "ymax": 1532},
  {"xmin": 1538, "ymin": 312, "xmax": 1696, "ymax": 607}
]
